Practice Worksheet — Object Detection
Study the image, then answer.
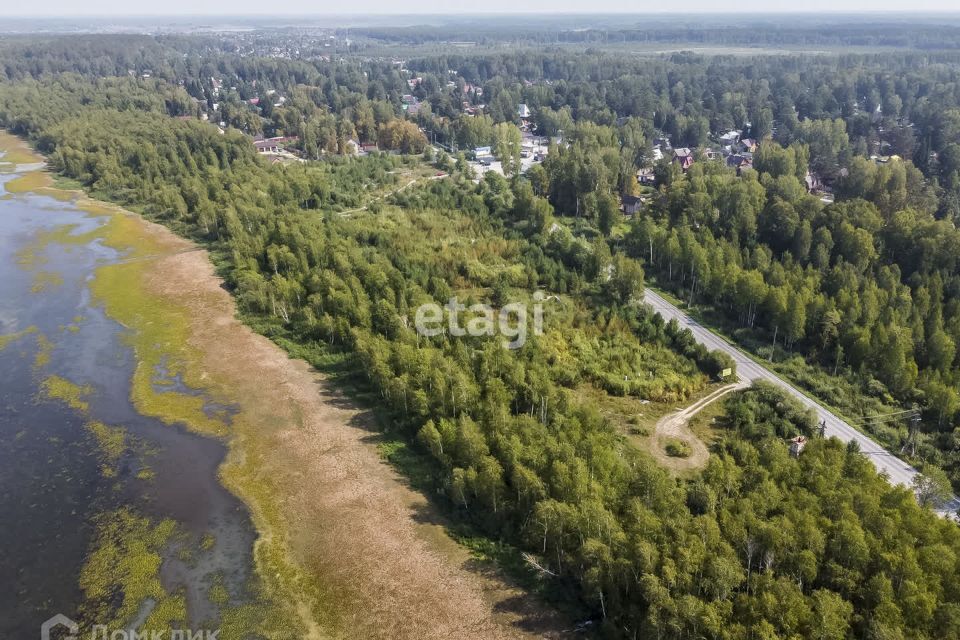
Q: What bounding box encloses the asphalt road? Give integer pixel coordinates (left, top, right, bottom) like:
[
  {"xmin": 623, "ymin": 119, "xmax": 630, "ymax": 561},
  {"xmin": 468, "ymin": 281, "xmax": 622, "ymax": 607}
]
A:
[{"xmin": 643, "ymin": 288, "xmax": 960, "ymax": 515}]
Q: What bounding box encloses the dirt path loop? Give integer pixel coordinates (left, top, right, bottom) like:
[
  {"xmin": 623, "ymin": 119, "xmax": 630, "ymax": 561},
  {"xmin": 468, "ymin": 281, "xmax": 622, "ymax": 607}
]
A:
[{"xmin": 651, "ymin": 382, "xmax": 745, "ymax": 472}]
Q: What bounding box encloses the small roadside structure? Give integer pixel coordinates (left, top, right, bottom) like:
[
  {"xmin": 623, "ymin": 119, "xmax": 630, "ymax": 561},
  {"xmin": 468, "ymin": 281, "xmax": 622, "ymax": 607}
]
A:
[{"xmin": 789, "ymin": 435, "xmax": 807, "ymax": 457}]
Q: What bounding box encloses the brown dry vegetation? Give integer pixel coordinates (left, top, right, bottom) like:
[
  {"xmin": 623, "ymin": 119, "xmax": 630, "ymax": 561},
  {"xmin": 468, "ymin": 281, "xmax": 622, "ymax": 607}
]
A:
[{"xmin": 115, "ymin": 217, "xmax": 565, "ymax": 638}]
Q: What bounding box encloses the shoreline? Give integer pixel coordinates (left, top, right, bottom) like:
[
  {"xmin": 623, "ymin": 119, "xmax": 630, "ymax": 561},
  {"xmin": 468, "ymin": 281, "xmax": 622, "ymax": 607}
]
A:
[{"xmin": 0, "ymin": 131, "xmax": 565, "ymax": 639}]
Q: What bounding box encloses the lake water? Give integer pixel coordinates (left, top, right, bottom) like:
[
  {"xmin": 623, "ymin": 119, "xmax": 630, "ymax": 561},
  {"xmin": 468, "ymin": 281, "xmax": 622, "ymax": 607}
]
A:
[{"xmin": 0, "ymin": 163, "xmax": 257, "ymax": 637}]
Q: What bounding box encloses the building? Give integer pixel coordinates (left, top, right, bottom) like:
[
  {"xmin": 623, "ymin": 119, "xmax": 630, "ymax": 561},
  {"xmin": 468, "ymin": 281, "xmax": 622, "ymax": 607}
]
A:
[
  {"xmin": 344, "ymin": 139, "xmax": 360, "ymax": 155},
  {"xmin": 253, "ymin": 136, "xmax": 299, "ymax": 155},
  {"xmin": 804, "ymin": 171, "xmax": 823, "ymax": 193},
  {"xmin": 518, "ymin": 103, "xmax": 531, "ymax": 119},
  {"xmin": 789, "ymin": 435, "xmax": 807, "ymax": 457},
  {"xmin": 637, "ymin": 167, "xmax": 656, "ymax": 186},
  {"xmin": 622, "ymin": 194, "xmax": 644, "ymax": 216},
  {"xmin": 254, "ymin": 139, "xmax": 280, "ymax": 154},
  {"xmin": 718, "ymin": 130, "xmax": 741, "ymax": 145},
  {"xmin": 726, "ymin": 154, "xmax": 753, "ymax": 175},
  {"xmin": 672, "ymin": 148, "xmax": 695, "ymax": 171}
]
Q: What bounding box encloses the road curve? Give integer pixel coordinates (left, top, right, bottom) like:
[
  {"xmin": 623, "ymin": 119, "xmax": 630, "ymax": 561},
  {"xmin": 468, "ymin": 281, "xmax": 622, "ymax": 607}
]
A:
[{"xmin": 643, "ymin": 288, "xmax": 960, "ymax": 515}]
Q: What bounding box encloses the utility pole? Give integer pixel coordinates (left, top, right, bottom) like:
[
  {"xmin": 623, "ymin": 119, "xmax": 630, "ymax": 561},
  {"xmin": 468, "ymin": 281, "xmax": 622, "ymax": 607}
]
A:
[{"xmin": 899, "ymin": 407, "xmax": 922, "ymax": 457}]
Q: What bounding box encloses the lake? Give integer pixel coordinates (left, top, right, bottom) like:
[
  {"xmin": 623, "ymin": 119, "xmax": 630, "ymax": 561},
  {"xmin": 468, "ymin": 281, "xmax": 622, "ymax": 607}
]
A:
[{"xmin": 0, "ymin": 154, "xmax": 257, "ymax": 637}]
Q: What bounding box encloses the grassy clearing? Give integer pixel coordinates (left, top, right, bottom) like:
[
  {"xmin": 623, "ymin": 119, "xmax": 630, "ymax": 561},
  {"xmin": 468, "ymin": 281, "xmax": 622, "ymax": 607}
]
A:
[
  {"xmin": 572, "ymin": 380, "xmax": 725, "ymax": 452},
  {"xmin": 685, "ymin": 396, "xmax": 730, "ymax": 447}
]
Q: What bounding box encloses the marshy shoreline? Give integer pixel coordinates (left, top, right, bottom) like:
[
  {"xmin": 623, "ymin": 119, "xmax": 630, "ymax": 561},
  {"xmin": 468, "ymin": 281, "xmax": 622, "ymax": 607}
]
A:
[{"xmin": 1, "ymin": 131, "xmax": 564, "ymax": 639}]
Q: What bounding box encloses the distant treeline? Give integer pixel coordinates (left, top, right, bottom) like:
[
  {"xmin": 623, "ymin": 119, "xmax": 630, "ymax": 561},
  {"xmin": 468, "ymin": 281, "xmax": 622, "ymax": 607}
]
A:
[{"xmin": 352, "ymin": 22, "xmax": 960, "ymax": 49}]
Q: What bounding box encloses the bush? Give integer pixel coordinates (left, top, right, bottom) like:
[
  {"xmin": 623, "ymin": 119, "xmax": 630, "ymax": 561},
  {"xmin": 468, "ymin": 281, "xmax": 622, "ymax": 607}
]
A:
[
  {"xmin": 665, "ymin": 438, "xmax": 692, "ymax": 457},
  {"xmin": 702, "ymin": 349, "xmax": 737, "ymax": 380}
]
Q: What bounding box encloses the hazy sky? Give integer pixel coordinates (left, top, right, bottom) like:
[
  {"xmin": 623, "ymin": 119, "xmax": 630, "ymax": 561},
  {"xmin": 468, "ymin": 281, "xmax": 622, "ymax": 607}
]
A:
[{"xmin": 2, "ymin": 1, "xmax": 960, "ymax": 17}]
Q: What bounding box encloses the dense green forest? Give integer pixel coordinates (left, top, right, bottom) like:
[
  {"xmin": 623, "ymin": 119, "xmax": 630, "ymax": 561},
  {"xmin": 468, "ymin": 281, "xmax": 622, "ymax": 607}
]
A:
[{"xmin": 3, "ymin": 31, "xmax": 960, "ymax": 638}]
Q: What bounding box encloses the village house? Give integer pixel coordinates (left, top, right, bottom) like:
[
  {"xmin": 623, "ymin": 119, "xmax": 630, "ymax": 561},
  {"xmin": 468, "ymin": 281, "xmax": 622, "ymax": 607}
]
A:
[
  {"xmin": 637, "ymin": 167, "xmax": 656, "ymax": 186},
  {"xmin": 726, "ymin": 154, "xmax": 753, "ymax": 175},
  {"xmin": 804, "ymin": 171, "xmax": 823, "ymax": 193},
  {"xmin": 255, "ymin": 139, "xmax": 280, "ymax": 154},
  {"xmin": 622, "ymin": 194, "xmax": 645, "ymax": 216},
  {"xmin": 718, "ymin": 130, "xmax": 741, "ymax": 145},
  {"xmin": 253, "ymin": 135, "xmax": 299, "ymax": 155},
  {"xmin": 672, "ymin": 148, "xmax": 695, "ymax": 171}
]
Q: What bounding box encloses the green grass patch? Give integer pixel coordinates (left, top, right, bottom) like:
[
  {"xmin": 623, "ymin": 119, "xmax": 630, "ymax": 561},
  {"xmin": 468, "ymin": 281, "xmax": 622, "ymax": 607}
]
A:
[
  {"xmin": 664, "ymin": 438, "xmax": 692, "ymax": 458},
  {"xmin": 4, "ymin": 171, "xmax": 48, "ymax": 193}
]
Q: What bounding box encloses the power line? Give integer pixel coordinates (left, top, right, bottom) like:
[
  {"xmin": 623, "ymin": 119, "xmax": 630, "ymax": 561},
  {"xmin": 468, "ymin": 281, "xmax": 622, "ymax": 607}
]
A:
[{"xmin": 847, "ymin": 407, "xmax": 920, "ymax": 426}]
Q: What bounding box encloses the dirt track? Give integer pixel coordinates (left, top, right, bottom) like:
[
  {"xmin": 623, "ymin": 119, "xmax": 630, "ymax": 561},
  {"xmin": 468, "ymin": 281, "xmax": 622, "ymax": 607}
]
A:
[{"xmin": 650, "ymin": 382, "xmax": 744, "ymax": 472}]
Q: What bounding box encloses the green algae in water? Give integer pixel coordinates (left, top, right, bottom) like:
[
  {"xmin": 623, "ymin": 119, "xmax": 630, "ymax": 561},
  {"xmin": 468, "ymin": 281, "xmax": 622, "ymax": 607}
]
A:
[
  {"xmin": 41, "ymin": 374, "xmax": 92, "ymax": 413},
  {"xmin": 31, "ymin": 270, "xmax": 64, "ymax": 293},
  {"xmin": 86, "ymin": 421, "xmax": 127, "ymax": 478},
  {"xmin": 16, "ymin": 224, "xmax": 103, "ymax": 271},
  {"xmin": 199, "ymin": 532, "xmax": 216, "ymax": 551},
  {"xmin": 78, "ymin": 509, "xmax": 185, "ymax": 631},
  {"xmin": 90, "ymin": 215, "xmax": 230, "ymax": 438},
  {"xmin": 208, "ymin": 574, "xmax": 230, "ymax": 607},
  {"xmin": 0, "ymin": 325, "xmax": 38, "ymax": 351},
  {"xmin": 34, "ymin": 333, "xmax": 54, "ymax": 369},
  {"xmin": 4, "ymin": 170, "xmax": 47, "ymax": 193}
]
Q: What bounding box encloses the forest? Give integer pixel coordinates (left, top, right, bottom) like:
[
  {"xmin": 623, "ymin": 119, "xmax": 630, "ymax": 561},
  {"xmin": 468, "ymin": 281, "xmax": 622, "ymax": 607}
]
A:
[{"xmin": 2, "ymin": 30, "xmax": 960, "ymax": 638}]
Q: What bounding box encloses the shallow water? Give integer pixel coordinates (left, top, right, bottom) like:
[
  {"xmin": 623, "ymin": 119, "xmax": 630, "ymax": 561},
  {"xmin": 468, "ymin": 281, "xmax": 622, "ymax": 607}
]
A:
[{"xmin": 0, "ymin": 166, "xmax": 257, "ymax": 636}]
